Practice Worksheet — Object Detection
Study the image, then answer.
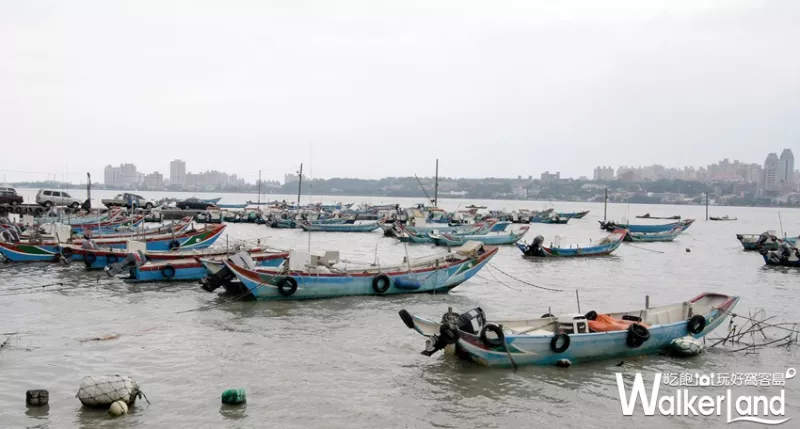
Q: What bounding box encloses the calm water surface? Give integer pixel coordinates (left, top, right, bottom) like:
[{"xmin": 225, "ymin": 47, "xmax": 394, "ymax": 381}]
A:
[{"xmin": 2, "ymin": 194, "xmax": 800, "ymax": 428}]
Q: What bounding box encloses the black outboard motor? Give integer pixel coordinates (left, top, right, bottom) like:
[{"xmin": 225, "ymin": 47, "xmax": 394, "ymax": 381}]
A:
[
  {"xmin": 105, "ymin": 250, "xmax": 144, "ymax": 277},
  {"xmin": 778, "ymin": 242, "xmax": 794, "ymax": 260},
  {"xmin": 421, "ymin": 307, "xmax": 486, "ymax": 356},
  {"xmin": 524, "ymin": 235, "xmax": 545, "ymax": 257},
  {"xmin": 756, "ymin": 232, "xmax": 771, "ymax": 247}
]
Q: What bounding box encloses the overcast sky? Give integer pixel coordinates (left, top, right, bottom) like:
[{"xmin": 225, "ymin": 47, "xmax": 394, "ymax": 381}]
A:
[{"xmin": 1, "ymin": 0, "xmax": 798, "ymax": 183}]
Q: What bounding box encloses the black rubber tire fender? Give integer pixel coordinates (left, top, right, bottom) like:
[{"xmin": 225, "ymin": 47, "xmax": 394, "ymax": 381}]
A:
[
  {"xmin": 372, "ymin": 273, "xmax": 390, "ymax": 294},
  {"xmin": 107, "ymin": 253, "xmax": 119, "ymax": 264},
  {"xmin": 398, "ymin": 309, "xmax": 414, "ymax": 329},
  {"xmin": 277, "ymin": 276, "xmax": 298, "ymax": 297},
  {"xmin": 687, "ymin": 315, "xmax": 706, "ymax": 335},
  {"xmin": 626, "ymin": 323, "xmax": 650, "ymax": 348},
  {"xmin": 479, "ymin": 323, "xmax": 504, "ymax": 349},
  {"xmin": 584, "ymin": 310, "xmax": 598, "ymax": 321},
  {"xmin": 169, "ymin": 240, "xmax": 181, "ymax": 250},
  {"xmin": 550, "ymin": 333, "xmax": 570, "ymax": 353},
  {"xmin": 60, "ymin": 246, "xmax": 74, "ymax": 259},
  {"xmin": 161, "ymin": 264, "xmax": 176, "ymax": 279},
  {"xmin": 83, "ymin": 251, "xmax": 97, "ymax": 266}
]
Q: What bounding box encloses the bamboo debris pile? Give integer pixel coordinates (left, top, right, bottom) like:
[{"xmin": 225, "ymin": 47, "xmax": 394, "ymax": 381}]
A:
[{"xmin": 709, "ymin": 308, "xmax": 800, "ymax": 353}]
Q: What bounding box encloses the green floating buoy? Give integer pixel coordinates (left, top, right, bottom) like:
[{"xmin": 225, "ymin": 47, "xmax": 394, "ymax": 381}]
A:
[{"xmin": 221, "ymin": 389, "xmax": 246, "ymax": 405}]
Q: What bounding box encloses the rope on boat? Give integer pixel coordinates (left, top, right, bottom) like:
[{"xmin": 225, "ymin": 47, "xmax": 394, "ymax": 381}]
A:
[{"xmin": 487, "ymin": 264, "xmax": 563, "ymax": 292}]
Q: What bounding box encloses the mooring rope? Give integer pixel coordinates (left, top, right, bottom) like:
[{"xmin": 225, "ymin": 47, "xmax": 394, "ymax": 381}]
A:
[
  {"xmin": 622, "ymin": 243, "xmax": 665, "ymax": 254},
  {"xmin": 487, "ymin": 263, "xmax": 563, "ymax": 292}
]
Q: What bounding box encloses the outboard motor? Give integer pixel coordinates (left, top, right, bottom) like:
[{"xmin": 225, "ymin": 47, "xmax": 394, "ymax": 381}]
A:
[
  {"xmin": 778, "ymin": 242, "xmax": 794, "ymax": 260},
  {"xmin": 421, "ymin": 307, "xmax": 486, "ymax": 357},
  {"xmin": 105, "ymin": 250, "xmax": 145, "ymax": 277},
  {"xmin": 525, "ymin": 235, "xmax": 545, "ymax": 257}
]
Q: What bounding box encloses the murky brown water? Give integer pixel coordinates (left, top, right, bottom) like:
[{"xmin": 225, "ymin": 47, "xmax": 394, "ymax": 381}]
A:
[{"xmin": 2, "ymin": 191, "xmax": 799, "ymax": 428}]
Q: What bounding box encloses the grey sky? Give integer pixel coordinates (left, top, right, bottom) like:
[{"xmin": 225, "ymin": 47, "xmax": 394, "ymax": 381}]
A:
[{"xmin": 1, "ymin": 0, "xmax": 798, "ymax": 183}]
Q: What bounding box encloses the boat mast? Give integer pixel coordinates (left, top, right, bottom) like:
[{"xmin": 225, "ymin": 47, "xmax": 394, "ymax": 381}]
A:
[
  {"xmin": 86, "ymin": 172, "xmax": 92, "ymax": 211},
  {"xmin": 296, "ymin": 163, "xmax": 303, "ymax": 207},
  {"xmin": 434, "ymin": 159, "xmax": 439, "ymax": 208},
  {"xmin": 603, "ymin": 187, "xmax": 608, "ymax": 221},
  {"xmin": 705, "ymin": 192, "xmax": 708, "ymax": 221},
  {"xmin": 257, "ymin": 169, "xmax": 261, "ymax": 206}
]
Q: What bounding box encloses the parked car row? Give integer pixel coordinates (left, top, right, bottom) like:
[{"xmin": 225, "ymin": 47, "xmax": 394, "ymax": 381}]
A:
[{"xmin": 1, "ymin": 186, "xmax": 220, "ymax": 210}]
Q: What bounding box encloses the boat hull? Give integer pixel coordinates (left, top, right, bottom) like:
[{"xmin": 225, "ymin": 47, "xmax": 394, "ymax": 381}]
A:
[
  {"xmin": 226, "ymin": 246, "xmax": 498, "ymax": 300},
  {"xmin": 0, "ymin": 242, "xmax": 60, "ymax": 262}
]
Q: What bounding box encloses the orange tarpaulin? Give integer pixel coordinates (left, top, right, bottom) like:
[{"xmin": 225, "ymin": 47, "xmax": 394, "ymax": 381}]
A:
[{"xmin": 588, "ymin": 314, "xmax": 650, "ymax": 332}]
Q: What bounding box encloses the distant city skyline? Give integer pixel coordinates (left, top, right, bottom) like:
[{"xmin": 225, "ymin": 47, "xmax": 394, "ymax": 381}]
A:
[{"xmin": 1, "ymin": 2, "xmax": 799, "ymax": 185}]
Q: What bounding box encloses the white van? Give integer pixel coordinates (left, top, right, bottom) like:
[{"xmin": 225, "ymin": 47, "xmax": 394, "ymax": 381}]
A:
[{"xmin": 35, "ymin": 189, "xmax": 82, "ymax": 208}]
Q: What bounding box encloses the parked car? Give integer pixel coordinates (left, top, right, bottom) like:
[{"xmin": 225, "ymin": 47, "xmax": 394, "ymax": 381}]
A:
[
  {"xmin": 176, "ymin": 198, "xmax": 217, "ymax": 210},
  {"xmin": 35, "ymin": 189, "xmax": 82, "ymax": 208},
  {"xmin": 102, "ymin": 193, "xmax": 155, "ymax": 209},
  {"xmin": 0, "ymin": 190, "xmax": 23, "ymax": 205}
]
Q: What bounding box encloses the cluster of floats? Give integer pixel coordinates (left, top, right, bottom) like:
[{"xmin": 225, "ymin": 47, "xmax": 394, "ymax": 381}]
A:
[{"xmin": 0, "ymin": 205, "xmax": 746, "ymax": 368}]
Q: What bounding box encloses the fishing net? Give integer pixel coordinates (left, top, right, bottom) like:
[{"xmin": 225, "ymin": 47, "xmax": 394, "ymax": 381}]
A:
[{"xmin": 75, "ymin": 375, "xmax": 141, "ymax": 407}]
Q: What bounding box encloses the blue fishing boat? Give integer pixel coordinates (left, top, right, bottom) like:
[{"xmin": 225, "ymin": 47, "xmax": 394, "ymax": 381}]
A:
[
  {"xmin": 217, "ymin": 203, "xmax": 248, "ymax": 209},
  {"xmin": 760, "ymin": 243, "xmax": 800, "ymax": 267},
  {"xmin": 0, "ymin": 224, "xmax": 227, "ymax": 263},
  {"xmin": 517, "ymin": 229, "xmax": 626, "ymax": 257},
  {"xmin": 123, "ymin": 251, "xmax": 287, "ymax": 282},
  {"xmin": 736, "ymin": 232, "xmax": 797, "ymax": 251},
  {"xmin": 396, "ymin": 227, "xmax": 435, "ymax": 244},
  {"xmin": 223, "ymin": 242, "xmax": 498, "ymax": 300},
  {"xmin": 298, "ymin": 220, "xmax": 383, "ymax": 233},
  {"xmin": 428, "ymin": 226, "xmax": 529, "ymax": 246},
  {"xmin": 403, "ymin": 222, "xmax": 487, "ymax": 235},
  {"xmin": 599, "ymin": 219, "xmax": 694, "ymax": 233},
  {"xmin": 624, "ymin": 226, "xmax": 684, "ymax": 242},
  {"xmin": 268, "ymin": 218, "xmax": 296, "ymax": 228},
  {"xmin": 532, "ymin": 216, "xmax": 569, "ymax": 224},
  {"xmin": 555, "ymin": 210, "xmax": 589, "ymax": 219},
  {"xmin": 398, "ymin": 292, "xmax": 738, "ymax": 367}
]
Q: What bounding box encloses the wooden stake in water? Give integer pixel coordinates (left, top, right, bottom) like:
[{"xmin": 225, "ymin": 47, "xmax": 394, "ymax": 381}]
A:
[
  {"xmin": 705, "ymin": 192, "xmax": 709, "ymax": 221},
  {"xmin": 645, "ymin": 295, "xmax": 650, "ymax": 309},
  {"xmin": 575, "ymin": 290, "xmax": 581, "ymax": 313},
  {"xmin": 604, "ymin": 187, "xmax": 608, "ymax": 221}
]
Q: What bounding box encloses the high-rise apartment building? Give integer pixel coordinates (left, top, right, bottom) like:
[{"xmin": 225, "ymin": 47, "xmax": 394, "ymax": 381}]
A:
[
  {"xmin": 764, "ymin": 153, "xmax": 780, "ymax": 191},
  {"xmin": 170, "ymin": 159, "xmax": 186, "ymax": 186}
]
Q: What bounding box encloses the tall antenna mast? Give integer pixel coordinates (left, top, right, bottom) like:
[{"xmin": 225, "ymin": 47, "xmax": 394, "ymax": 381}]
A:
[{"xmin": 434, "ymin": 159, "xmax": 439, "ymax": 207}]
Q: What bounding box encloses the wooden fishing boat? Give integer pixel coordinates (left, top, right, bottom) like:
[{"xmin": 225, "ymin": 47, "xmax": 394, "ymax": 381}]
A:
[
  {"xmin": 760, "ymin": 243, "xmax": 800, "ymax": 267},
  {"xmin": 403, "ymin": 222, "xmax": 487, "ymax": 235},
  {"xmin": 516, "ymin": 229, "xmax": 626, "ymax": 257},
  {"xmin": 61, "ymin": 241, "xmax": 268, "ymax": 270},
  {"xmin": 396, "ymin": 227, "xmax": 435, "ymax": 244},
  {"xmin": 298, "ymin": 220, "xmax": 383, "ymax": 232},
  {"xmin": 555, "ymin": 210, "xmax": 589, "ymax": 219},
  {"xmin": 268, "ymin": 218, "xmax": 296, "ymax": 228},
  {"xmin": 635, "ymin": 213, "xmax": 681, "ymax": 220},
  {"xmin": 599, "ymin": 219, "xmax": 694, "ymax": 233},
  {"xmin": 709, "ymin": 216, "xmax": 737, "ymax": 221},
  {"xmin": 0, "ymin": 224, "xmax": 226, "ymax": 262},
  {"xmin": 398, "ymin": 292, "xmax": 738, "ymax": 367},
  {"xmin": 223, "ymin": 242, "xmax": 498, "ymax": 300},
  {"xmin": 736, "ymin": 232, "xmax": 797, "ymax": 251},
  {"xmin": 532, "ymin": 216, "xmax": 569, "ymax": 224},
  {"xmin": 428, "ymin": 226, "xmax": 529, "ymax": 246},
  {"xmin": 122, "ymin": 251, "xmax": 287, "ymax": 282},
  {"xmin": 624, "ymin": 226, "xmax": 684, "ymax": 242}
]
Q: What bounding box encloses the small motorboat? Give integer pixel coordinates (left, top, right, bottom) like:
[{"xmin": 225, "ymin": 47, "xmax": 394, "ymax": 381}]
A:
[
  {"xmin": 709, "ymin": 216, "xmax": 737, "ymax": 221},
  {"xmin": 398, "ymin": 292, "xmax": 738, "ymax": 367}
]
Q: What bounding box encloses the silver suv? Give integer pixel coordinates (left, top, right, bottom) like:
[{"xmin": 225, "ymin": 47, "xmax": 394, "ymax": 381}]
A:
[{"xmin": 36, "ymin": 189, "xmax": 82, "ymax": 208}]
